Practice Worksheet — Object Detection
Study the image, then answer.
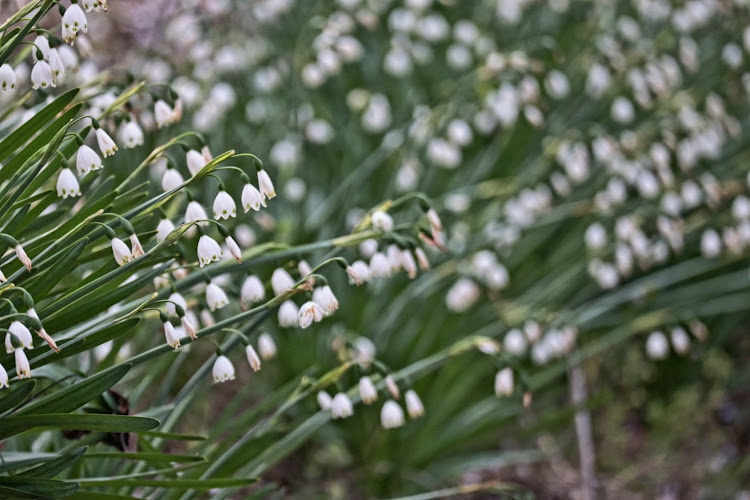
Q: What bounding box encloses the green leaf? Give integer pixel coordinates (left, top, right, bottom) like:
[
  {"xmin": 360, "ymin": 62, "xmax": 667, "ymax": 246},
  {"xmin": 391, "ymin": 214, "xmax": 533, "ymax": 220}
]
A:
[
  {"xmin": 28, "ymin": 318, "xmax": 140, "ymax": 369},
  {"xmin": 0, "ymin": 380, "xmax": 35, "ymax": 414},
  {"xmin": 76, "ymin": 478, "xmax": 257, "ymax": 489},
  {"xmin": 23, "ymin": 238, "xmax": 88, "ymax": 300},
  {"xmin": 82, "ymin": 452, "xmax": 206, "ymax": 464},
  {"xmin": 21, "ymin": 447, "xmax": 88, "ymax": 479},
  {"xmin": 0, "ymin": 88, "xmax": 78, "ymax": 168},
  {"xmin": 0, "ymin": 413, "xmax": 159, "ymax": 439},
  {"xmin": 0, "ymin": 477, "xmax": 78, "ymax": 499},
  {"xmin": 15, "ymin": 364, "xmax": 131, "ymax": 416},
  {"xmin": 139, "ymin": 431, "xmax": 207, "ymax": 441}
]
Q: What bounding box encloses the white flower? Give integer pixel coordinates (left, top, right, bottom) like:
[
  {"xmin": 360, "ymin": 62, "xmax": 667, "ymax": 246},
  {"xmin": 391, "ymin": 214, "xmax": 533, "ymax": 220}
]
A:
[
  {"xmin": 129, "ymin": 233, "xmax": 144, "ymax": 258},
  {"xmin": 426, "ymin": 208, "xmax": 443, "ymax": 234},
  {"xmin": 348, "ymin": 260, "xmax": 370, "ymax": 285},
  {"xmin": 199, "ymin": 309, "xmax": 215, "ymax": 328},
  {"xmin": 9, "ymin": 322, "xmax": 33, "ymax": 349},
  {"xmin": 121, "ymin": 121, "xmax": 144, "ymax": 148},
  {"xmin": 671, "ymin": 327, "xmax": 691, "ymax": 355},
  {"xmin": 95, "ymin": 128, "xmax": 118, "ymax": 157},
  {"xmin": 0, "ymin": 268, "xmax": 6, "ymax": 282},
  {"xmin": 33, "ymin": 36, "xmax": 50, "ymax": 61},
  {"xmin": 31, "ymin": 60, "xmax": 55, "ymax": 89},
  {"xmin": 164, "ymin": 320, "xmax": 181, "ymax": 349},
  {"xmin": 111, "ymin": 238, "xmax": 133, "ymax": 266},
  {"xmin": 48, "ymin": 49, "xmax": 65, "ymax": 83},
  {"xmin": 257, "ymin": 169, "xmax": 276, "ymax": 201},
  {"xmin": 371, "ymin": 210, "xmax": 394, "ymax": 231},
  {"xmin": 330, "ymin": 393, "xmax": 354, "ymax": 419},
  {"xmin": 245, "ymin": 344, "xmax": 261, "ymax": 371},
  {"xmin": 401, "ymin": 250, "xmax": 418, "ymax": 279},
  {"xmin": 369, "ymin": 252, "xmax": 391, "ymax": 278},
  {"xmin": 27, "ymin": 308, "xmax": 58, "ymax": 352},
  {"xmin": 317, "ymin": 391, "xmax": 332, "ymax": 410},
  {"xmin": 61, "ymin": 4, "xmax": 88, "ymax": 44},
  {"xmin": 161, "ymin": 168, "xmax": 184, "ymax": 192},
  {"xmin": 646, "ymin": 331, "xmax": 669, "ymax": 360},
  {"xmin": 445, "ymin": 278, "xmax": 480, "ymax": 313},
  {"xmin": 312, "ymin": 286, "xmax": 338, "ymax": 315},
  {"xmin": 206, "ymin": 282, "xmax": 229, "ymax": 311},
  {"xmin": 76, "ymin": 145, "xmax": 102, "ymax": 175},
  {"xmin": 156, "ymin": 218, "xmax": 175, "ymax": 243},
  {"xmin": 504, "ymin": 329, "xmax": 527, "ymax": 355},
  {"xmin": 182, "ymin": 314, "xmax": 198, "ymax": 340},
  {"xmin": 271, "ymin": 268, "xmax": 295, "ymax": 296},
  {"xmin": 0, "ymin": 363, "xmax": 8, "ymax": 388},
  {"xmin": 197, "ymin": 235, "xmax": 223, "ymax": 267},
  {"xmin": 241, "ymin": 275, "xmax": 265, "ymax": 304},
  {"xmin": 5, "ymin": 333, "xmax": 14, "ymax": 353},
  {"xmin": 14, "ymin": 245, "xmax": 31, "ymax": 272},
  {"xmin": 212, "ymin": 355, "xmax": 235, "ymax": 383},
  {"xmin": 386, "ymin": 245, "xmax": 404, "ymax": 273},
  {"xmin": 278, "ymin": 300, "xmax": 299, "ymax": 328},
  {"xmin": 298, "ymin": 301, "xmax": 326, "ymax": 328},
  {"xmin": 385, "ymin": 375, "xmax": 400, "ymax": 399},
  {"xmin": 359, "ymin": 376, "xmax": 378, "ymax": 404},
  {"xmin": 0, "ymin": 64, "xmax": 16, "ymax": 91},
  {"xmin": 184, "ymin": 201, "xmax": 208, "ymax": 228},
  {"xmin": 57, "ymin": 45, "xmax": 78, "ymax": 71},
  {"xmin": 186, "ymin": 149, "xmax": 206, "ymax": 177},
  {"xmin": 380, "ymin": 400, "xmax": 405, "ymax": 429},
  {"xmin": 225, "ymin": 236, "xmax": 242, "ymax": 263},
  {"xmin": 242, "ymin": 183, "xmax": 265, "ymax": 211},
  {"xmin": 404, "ymin": 390, "xmax": 424, "ymax": 418},
  {"xmin": 166, "ymin": 293, "xmax": 188, "ymax": 317},
  {"xmin": 212, "ymin": 190, "xmax": 237, "ymax": 219},
  {"xmin": 258, "ymin": 332, "xmax": 277, "ymax": 359},
  {"xmin": 154, "ymin": 100, "xmax": 173, "ymax": 128},
  {"xmin": 15, "ymin": 349, "xmax": 30, "ymax": 379},
  {"xmin": 494, "ymin": 367, "xmax": 514, "ymax": 396}
]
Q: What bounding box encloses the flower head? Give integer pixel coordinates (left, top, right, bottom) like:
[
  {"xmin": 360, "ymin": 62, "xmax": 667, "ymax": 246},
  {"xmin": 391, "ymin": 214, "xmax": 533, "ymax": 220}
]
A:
[
  {"xmin": 241, "ymin": 275, "xmax": 265, "ymax": 305},
  {"xmin": 242, "ymin": 183, "xmax": 265, "ymax": 211},
  {"xmin": 154, "ymin": 100, "xmax": 173, "ymax": 128},
  {"xmin": 404, "ymin": 389, "xmax": 424, "ymax": 418},
  {"xmin": 278, "ymin": 300, "xmax": 300, "ymax": 328},
  {"xmin": 111, "ymin": 238, "xmax": 133, "ymax": 266},
  {"xmin": 0, "ymin": 363, "xmax": 8, "ymax": 388},
  {"xmin": 312, "ymin": 286, "xmax": 338, "ymax": 315},
  {"xmin": 258, "ymin": 332, "xmax": 277, "ymax": 359},
  {"xmin": 380, "ymin": 400, "xmax": 405, "ymax": 429},
  {"xmin": 164, "ymin": 320, "xmax": 181, "ymax": 349},
  {"xmin": 298, "ymin": 301, "xmax": 326, "ymax": 328},
  {"xmin": 371, "ymin": 210, "xmax": 394, "ymax": 231},
  {"xmin": 162, "ymin": 168, "xmax": 184, "ymax": 192},
  {"xmin": 61, "ymin": 4, "xmax": 88, "ymax": 44},
  {"xmin": 212, "ymin": 355, "xmax": 235, "ymax": 383},
  {"xmin": 257, "ymin": 169, "xmax": 276, "ymax": 201},
  {"xmin": 15, "ymin": 245, "xmax": 31, "ymax": 272},
  {"xmin": 359, "ymin": 376, "xmax": 378, "ymax": 404},
  {"xmin": 197, "ymin": 235, "xmax": 223, "ymax": 267},
  {"xmin": 31, "ymin": 60, "xmax": 54, "ymax": 89},
  {"xmin": 347, "ymin": 260, "xmax": 370, "ymax": 285},
  {"xmin": 76, "ymin": 145, "xmax": 102, "ymax": 175},
  {"xmin": 213, "ymin": 190, "xmax": 237, "ymax": 219},
  {"xmin": 15, "ymin": 348, "xmax": 30, "ymax": 379},
  {"xmin": 225, "ymin": 236, "xmax": 242, "ymax": 263},
  {"xmin": 271, "ymin": 268, "xmax": 295, "ymax": 296},
  {"xmin": 186, "ymin": 149, "xmax": 206, "ymax": 177},
  {"xmin": 0, "ymin": 64, "xmax": 16, "ymax": 91},
  {"xmin": 95, "ymin": 128, "xmax": 118, "ymax": 157},
  {"xmin": 156, "ymin": 218, "xmax": 175, "ymax": 243},
  {"xmin": 245, "ymin": 344, "xmax": 261, "ymax": 371},
  {"xmin": 330, "ymin": 393, "xmax": 354, "ymax": 419},
  {"xmin": 56, "ymin": 168, "xmax": 81, "ymax": 198},
  {"xmin": 494, "ymin": 367, "xmax": 514, "ymax": 396},
  {"xmin": 206, "ymin": 281, "xmax": 229, "ymax": 311},
  {"xmin": 9, "ymin": 322, "xmax": 33, "ymax": 350},
  {"xmin": 121, "ymin": 121, "xmax": 144, "ymax": 148},
  {"xmin": 129, "ymin": 233, "xmax": 145, "ymax": 258},
  {"xmin": 317, "ymin": 391, "xmax": 332, "ymax": 410}
]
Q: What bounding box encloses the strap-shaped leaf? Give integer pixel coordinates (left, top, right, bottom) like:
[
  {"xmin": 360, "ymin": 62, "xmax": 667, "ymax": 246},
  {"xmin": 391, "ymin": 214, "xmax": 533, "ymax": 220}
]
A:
[
  {"xmin": 0, "ymin": 88, "xmax": 78, "ymax": 166},
  {"xmin": 0, "ymin": 413, "xmax": 159, "ymax": 439},
  {"xmin": 0, "ymin": 477, "xmax": 78, "ymax": 499},
  {"xmin": 0, "ymin": 380, "xmax": 35, "ymax": 414},
  {"xmin": 20, "ymin": 447, "xmax": 88, "ymax": 478},
  {"xmin": 15, "ymin": 364, "xmax": 131, "ymax": 416}
]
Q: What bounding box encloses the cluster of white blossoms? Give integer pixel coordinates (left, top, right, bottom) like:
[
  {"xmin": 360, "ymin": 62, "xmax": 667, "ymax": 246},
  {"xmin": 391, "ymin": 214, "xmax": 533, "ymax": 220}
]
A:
[
  {"xmin": 644, "ymin": 320, "xmax": 709, "ymax": 360},
  {"xmin": 317, "ymin": 373, "xmax": 424, "ymax": 430}
]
